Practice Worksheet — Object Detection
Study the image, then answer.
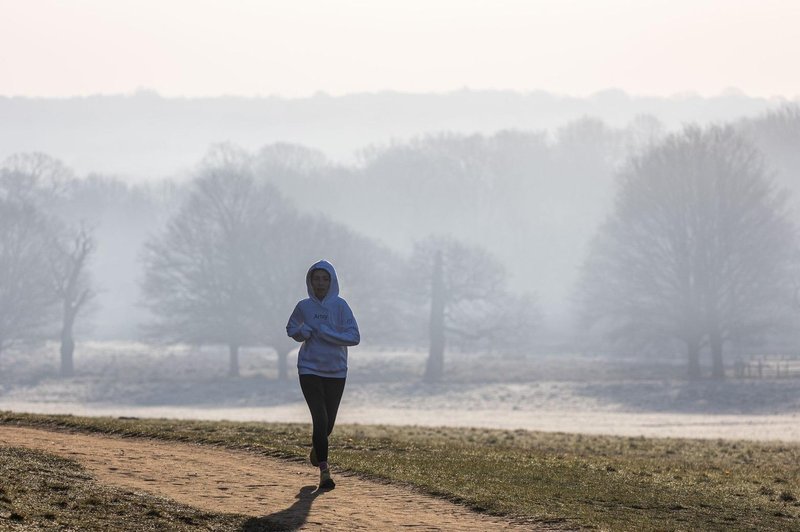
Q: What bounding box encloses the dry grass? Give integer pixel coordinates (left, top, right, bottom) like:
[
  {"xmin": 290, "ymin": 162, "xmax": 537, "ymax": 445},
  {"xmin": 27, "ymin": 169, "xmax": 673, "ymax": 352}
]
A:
[{"xmin": 1, "ymin": 411, "xmax": 799, "ymax": 531}]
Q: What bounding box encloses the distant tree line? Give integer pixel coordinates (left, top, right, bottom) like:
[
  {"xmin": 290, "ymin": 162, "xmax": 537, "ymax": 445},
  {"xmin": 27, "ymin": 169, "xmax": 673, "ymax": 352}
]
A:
[
  {"xmin": 1, "ymin": 106, "xmax": 798, "ymax": 381},
  {"xmin": 140, "ymin": 144, "xmax": 535, "ymax": 379}
]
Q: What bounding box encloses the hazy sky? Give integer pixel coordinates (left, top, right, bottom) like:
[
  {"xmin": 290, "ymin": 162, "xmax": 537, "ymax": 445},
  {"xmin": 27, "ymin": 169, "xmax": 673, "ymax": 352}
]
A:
[{"xmin": 1, "ymin": 0, "xmax": 798, "ymax": 99}]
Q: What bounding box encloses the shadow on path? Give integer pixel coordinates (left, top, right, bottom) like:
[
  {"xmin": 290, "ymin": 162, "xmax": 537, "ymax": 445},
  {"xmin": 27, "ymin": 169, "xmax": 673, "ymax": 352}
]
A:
[{"xmin": 241, "ymin": 485, "xmax": 324, "ymax": 531}]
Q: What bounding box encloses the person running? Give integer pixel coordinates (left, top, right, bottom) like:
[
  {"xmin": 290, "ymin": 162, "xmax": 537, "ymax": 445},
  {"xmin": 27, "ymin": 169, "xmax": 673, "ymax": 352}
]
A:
[{"xmin": 286, "ymin": 260, "xmax": 360, "ymax": 490}]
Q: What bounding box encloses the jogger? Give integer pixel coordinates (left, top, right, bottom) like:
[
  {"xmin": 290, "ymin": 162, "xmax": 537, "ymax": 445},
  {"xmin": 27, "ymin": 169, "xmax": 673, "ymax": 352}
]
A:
[{"xmin": 287, "ymin": 260, "xmax": 360, "ymax": 490}]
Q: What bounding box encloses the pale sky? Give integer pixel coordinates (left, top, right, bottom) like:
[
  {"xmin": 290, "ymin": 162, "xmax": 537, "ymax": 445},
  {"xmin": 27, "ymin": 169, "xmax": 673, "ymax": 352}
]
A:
[{"xmin": 1, "ymin": 0, "xmax": 799, "ymax": 99}]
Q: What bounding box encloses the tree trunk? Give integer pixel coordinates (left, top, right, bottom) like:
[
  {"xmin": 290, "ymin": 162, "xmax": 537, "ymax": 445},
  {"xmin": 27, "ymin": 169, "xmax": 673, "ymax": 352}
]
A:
[
  {"xmin": 54, "ymin": 229, "xmax": 93, "ymax": 379},
  {"xmin": 228, "ymin": 344, "xmax": 240, "ymax": 377},
  {"xmin": 425, "ymin": 251, "xmax": 446, "ymax": 382},
  {"xmin": 60, "ymin": 306, "xmax": 76, "ymax": 377},
  {"xmin": 686, "ymin": 337, "xmax": 701, "ymax": 380}
]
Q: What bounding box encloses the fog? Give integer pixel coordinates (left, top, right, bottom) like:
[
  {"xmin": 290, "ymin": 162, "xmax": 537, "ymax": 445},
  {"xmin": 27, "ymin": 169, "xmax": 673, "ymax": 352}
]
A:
[
  {"xmin": 0, "ymin": 90, "xmax": 785, "ymax": 178},
  {"xmin": 1, "ymin": 92, "xmax": 799, "ymax": 440}
]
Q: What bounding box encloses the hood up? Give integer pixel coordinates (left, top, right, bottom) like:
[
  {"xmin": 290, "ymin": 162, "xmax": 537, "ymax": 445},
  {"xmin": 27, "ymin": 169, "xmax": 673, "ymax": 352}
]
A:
[{"xmin": 306, "ymin": 260, "xmax": 340, "ymax": 304}]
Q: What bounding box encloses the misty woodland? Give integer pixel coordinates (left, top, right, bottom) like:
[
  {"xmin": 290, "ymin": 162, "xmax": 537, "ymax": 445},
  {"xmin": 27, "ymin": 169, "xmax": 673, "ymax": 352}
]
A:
[{"xmin": 1, "ymin": 104, "xmax": 798, "ymax": 382}]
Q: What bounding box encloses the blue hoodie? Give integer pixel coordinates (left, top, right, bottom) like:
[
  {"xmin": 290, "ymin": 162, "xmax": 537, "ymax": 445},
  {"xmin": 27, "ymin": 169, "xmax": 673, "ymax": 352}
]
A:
[{"xmin": 286, "ymin": 260, "xmax": 360, "ymax": 378}]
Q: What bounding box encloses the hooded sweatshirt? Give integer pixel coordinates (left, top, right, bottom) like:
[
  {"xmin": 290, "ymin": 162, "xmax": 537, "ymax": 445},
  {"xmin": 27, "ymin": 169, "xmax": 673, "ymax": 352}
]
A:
[{"xmin": 286, "ymin": 260, "xmax": 360, "ymax": 378}]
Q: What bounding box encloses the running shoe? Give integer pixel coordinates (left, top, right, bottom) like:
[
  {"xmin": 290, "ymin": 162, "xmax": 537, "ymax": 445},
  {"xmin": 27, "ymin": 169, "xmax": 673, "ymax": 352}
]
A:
[{"xmin": 319, "ymin": 468, "xmax": 335, "ymax": 490}]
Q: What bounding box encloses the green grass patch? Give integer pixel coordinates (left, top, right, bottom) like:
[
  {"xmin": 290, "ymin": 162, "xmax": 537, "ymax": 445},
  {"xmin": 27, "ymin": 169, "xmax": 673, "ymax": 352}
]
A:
[{"xmin": 1, "ymin": 411, "xmax": 799, "ymax": 531}]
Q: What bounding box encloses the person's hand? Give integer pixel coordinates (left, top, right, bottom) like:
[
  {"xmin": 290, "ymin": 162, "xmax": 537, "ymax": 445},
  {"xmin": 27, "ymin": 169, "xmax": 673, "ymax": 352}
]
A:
[{"xmin": 300, "ymin": 323, "xmax": 313, "ymax": 339}]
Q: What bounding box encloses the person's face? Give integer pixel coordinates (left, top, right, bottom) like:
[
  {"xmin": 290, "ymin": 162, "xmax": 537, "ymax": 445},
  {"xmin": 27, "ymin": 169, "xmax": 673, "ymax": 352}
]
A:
[{"xmin": 311, "ymin": 269, "xmax": 331, "ymax": 300}]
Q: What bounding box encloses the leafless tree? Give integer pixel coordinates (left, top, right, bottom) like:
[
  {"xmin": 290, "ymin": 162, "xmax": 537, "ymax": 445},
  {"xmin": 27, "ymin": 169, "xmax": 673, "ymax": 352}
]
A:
[
  {"xmin": 2, "ymin": 153, "xmax": 98, "ymax": 375},
  {"xmin": 578, "ymin": 125, "xmax": 798, "ymax": 379},
  {"xmin": 144, "ymin": 143, "xmax": 401, "ymax": 379},
  {"xmin": 409, "ymin": 236, "xmax": 533, "ymax": 381},
  {"xmin": 141, "ymin": 145, "xmax": 287, "ymax": 377},
  {"xmin": 0, "ymin": 198, "xmax": 56, "ymax": 355},
  {"xmin": 49, "ymin": 225, "xmax": 95, "ymax": 377}
]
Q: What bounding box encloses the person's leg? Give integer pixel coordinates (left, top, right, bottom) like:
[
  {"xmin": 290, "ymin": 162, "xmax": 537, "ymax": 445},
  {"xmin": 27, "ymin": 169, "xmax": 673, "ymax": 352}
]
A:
[
  {"xmin": 299, "ymin": 374, "xmax": 329, "ymax": 465},
  {"xmin": 322, "ymin": 377, "xmax": 347, "ymax": 440},
  {"xmin": 317, "ymin": 377, "xmax": 345, "ymax": 490}
]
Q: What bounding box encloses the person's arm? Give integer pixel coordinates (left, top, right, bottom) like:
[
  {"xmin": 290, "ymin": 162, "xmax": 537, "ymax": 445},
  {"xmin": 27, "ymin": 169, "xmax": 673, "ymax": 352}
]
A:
[
  {"xmin": 286, "ymin": 305, "xmax": 312, "ymax": 342},
  {"xmin": 316, "ymin": 303, "xmax": 360, "ymax": 346}
]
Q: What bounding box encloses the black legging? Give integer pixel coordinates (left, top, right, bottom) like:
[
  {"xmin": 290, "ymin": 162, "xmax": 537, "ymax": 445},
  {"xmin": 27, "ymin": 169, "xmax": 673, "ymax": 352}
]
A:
[{"xmin": 299, "ymin": 374, "xmax": 346, "ymax": 464}]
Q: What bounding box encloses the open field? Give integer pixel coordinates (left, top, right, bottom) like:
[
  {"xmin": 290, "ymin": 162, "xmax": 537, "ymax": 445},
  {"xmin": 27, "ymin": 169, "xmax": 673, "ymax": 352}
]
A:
[
  {"xmin": 1, "ymin": 343, "xmax": 799, "ymax": 442},
  {"xmin": 1, "ymin": 412, "xmax": 799, "ymax": 531}
]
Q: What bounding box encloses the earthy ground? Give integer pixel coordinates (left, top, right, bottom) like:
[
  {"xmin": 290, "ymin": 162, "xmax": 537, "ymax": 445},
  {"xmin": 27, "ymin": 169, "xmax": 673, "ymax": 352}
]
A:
[{"xmin": 0, "ymin": 425, "xmax": 543, "ymax": 531}]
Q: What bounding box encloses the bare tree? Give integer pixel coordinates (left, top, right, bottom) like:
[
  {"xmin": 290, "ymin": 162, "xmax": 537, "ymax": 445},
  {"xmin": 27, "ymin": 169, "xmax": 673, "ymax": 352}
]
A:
[
  {"xmin": 49, "ymin": 225, "xmax": 95, "ymax": 377},
  {"xmin": 0, "ymin": 198, "xmax": 56, "ymax": 355},
  {"xmin": 144, "ymin": 143, "xmax": 401, "ymax": 379},
  {"xmin": 2, "ymin": 153, "xmax": 100, "ymax": 374},
  {"xmin": 578, "ymin": 125, "xmax": 798, "ymax": 379},
  {"xmin": 142, "ymin": 145, "xmax": 289, "ymax": 376},
  {"xmin": 409, "ymin": 236, "xmax": 529, "ymax": 382},
  {"xmin": 240, "ymin": 211, "xmax": 307, "ymax": 380}
]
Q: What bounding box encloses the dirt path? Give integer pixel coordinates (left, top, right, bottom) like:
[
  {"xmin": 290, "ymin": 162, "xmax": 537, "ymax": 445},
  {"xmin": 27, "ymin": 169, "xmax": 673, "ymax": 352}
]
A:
[{"xmin": 0, "ymin": 426, "xmax": 543, "ymax": 531}]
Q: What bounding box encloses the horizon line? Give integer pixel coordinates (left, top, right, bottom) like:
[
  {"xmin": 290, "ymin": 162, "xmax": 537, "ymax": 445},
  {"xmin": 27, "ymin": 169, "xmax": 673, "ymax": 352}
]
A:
[{"xmin": 2, "ymin": 87, "xmax": 798, "ymax": 102}]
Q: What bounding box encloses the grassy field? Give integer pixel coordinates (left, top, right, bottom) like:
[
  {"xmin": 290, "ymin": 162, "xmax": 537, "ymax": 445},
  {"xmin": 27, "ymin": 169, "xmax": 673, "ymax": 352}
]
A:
[{"xmin": 1, "ymin": 411, "xmax": 799, "ymax": 531}]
